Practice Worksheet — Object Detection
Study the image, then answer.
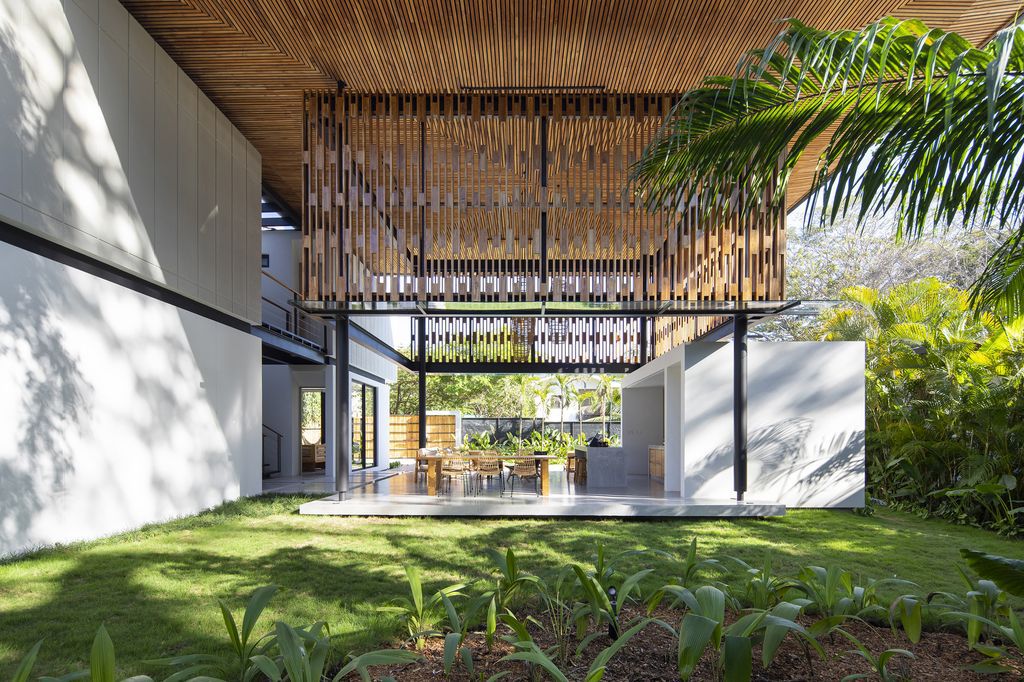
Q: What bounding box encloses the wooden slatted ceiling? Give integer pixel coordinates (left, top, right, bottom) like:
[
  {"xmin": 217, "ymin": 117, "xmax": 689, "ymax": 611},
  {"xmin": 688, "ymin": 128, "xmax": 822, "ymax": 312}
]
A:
[{"xmin": 122, "ymin": 0, "xmax": 1023, "ymax": 216}]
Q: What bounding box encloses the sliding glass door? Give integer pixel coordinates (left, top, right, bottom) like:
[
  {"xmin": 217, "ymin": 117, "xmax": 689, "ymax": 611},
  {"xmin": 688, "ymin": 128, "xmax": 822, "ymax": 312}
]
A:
[{"xmin": 351, "ymin": 382, "xmax": 377, "ymax": 469}]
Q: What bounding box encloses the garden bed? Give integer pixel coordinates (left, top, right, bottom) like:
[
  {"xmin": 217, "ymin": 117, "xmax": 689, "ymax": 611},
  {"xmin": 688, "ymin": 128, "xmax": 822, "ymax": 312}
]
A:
[{"xmin": 370, "ymin": 606, "xmax": 1021, "ymax": 681}]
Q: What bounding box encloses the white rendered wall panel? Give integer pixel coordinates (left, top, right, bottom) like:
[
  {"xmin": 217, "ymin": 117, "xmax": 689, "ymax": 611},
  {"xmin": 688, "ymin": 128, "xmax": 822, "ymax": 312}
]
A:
[
  {"xmin": 682, "ymin": 343, "xmax": 736, "ymax": 499},
  {"xmin": 0, "ymin": 240, "xmax": 261, "ymax": 558},
  {"xmin": 746, "ymin": 342, "xmax": 866, "ymax": 507},
  {"xmin": 232, "ymin": 131, "xmax": 247, "ymax": 315},
  {"xmin": 128, "ymin": 57, "xmax": 155, "ymax": 246},
  {"xmin": 154, "ymin": 76, "xmax": 177, "ymax": 286},
  {"xmin": 177, "ymin": 96, "xmax": 199, "ymax": 292},
  {"xmin": 620, "ymin": 386, "xmax": 664, "ymax": 476},
  {"xmin": 98, "ymin": 0, "xmax": 128, "ymax": 51},
  {"xmin": 215, "ymin": 113, "xmax": 232, "ymax": 308},
  {"xmin": 679, "ymin": 341, "xmax": 866, "ymax": 507},
  {"xmin": 0, "ymin": 0, "xmax": 262, "ymax": 325},
  {"xmin": 98, "ymin": 28, "xmax": 129, "ymax": 183},
  {"xmin": 197, "ymin": 120, "xmax": 217, "ymax": 304}
]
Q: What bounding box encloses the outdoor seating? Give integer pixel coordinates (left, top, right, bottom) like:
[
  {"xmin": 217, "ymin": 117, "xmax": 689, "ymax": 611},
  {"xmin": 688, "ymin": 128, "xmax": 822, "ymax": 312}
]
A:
[
  {"xmin": 473, "ymin": 451, "xmax": 504, "ymax": 496},
  {"xmin": 507, "ymin": 457, "xmax": 541, "ymax": 497},
  {"xmin": 439, "ymin": 454, "xmax": 469, "ymax": 496},
  {"xmin": 415, "ymin": 447, "xmax": 436, "ymax": 481}
]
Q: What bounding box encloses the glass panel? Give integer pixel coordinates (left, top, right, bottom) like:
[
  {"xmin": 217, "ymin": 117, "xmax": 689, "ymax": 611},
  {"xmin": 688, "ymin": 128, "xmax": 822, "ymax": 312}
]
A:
[
  {"xmin": 365, "ymin": 385, "xmax": 377, "ymax": 468},
  {"xmin": 351, "ymin": 383, "xmax": 364, "ymax": 469},
  {"xmin": 300, "ymin": 389, "xmax": 325, "ymax": 473}
]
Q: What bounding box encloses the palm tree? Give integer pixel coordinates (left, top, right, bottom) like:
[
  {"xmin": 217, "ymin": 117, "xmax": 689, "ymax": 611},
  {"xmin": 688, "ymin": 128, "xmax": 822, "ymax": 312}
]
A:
[
  {"xmin": 581, "ymin": 374, "xmax": 620, "ymax": 434},
  {"xmin": 545, "ymin": 374, "xmax": 577, "ymax": 436},
  {"xmin": 516, "ymin": 375, "xmax": 537, "ymax": 439},
  {"xmin": 814, "ymin": 278, "xmax": 1023, "ymax": 529},
  {"xmin": 632, "ymin": 16, "xmax": 1024, "ymax": 317}
]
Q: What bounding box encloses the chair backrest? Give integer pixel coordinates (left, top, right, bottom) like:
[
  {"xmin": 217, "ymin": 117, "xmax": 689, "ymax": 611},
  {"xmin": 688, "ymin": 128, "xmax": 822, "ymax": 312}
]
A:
[
  {"xmin": 441, "ymin": 456, "xmax": 465, "ymax": 472},
  {"xmin": 477, "ymin": 457, "xmax": 501, "ymax": 473},
  {"xmin": 512, "ymin": 459, "xmax": 537, "ymax": 476}
]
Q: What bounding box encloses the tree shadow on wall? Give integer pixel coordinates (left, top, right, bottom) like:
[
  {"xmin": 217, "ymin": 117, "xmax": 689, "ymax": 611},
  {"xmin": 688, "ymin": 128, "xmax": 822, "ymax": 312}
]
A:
[
  {"xmin": 685, "ymin": 418, "xmax": 814, "ymax": 498},
  {"xmin": 0, "ymin": 267, "xmax": 93, "ymax": 556},
  {"xmin": 685, "ymin": 417, "xmax": 866, "ymax": 505}
]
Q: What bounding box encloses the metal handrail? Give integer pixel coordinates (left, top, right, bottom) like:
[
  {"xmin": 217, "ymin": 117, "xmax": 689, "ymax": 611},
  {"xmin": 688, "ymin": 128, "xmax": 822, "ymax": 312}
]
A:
[
  {"xmin": 260, "ymin": 272, "xmax": 331, "ymax": 353},
  {"xmin": 261, "ymin": 269, "xmax": 302, "ymax": 297},
  {"xmin": 262, "ymin": 423, "xmax": 283, "ymax": 477}
]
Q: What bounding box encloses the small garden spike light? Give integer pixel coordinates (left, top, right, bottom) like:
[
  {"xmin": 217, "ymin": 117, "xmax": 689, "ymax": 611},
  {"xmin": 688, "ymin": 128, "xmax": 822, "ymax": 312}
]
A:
[{"xmin": 607, "ymin": 585, "xmax": 619, "ymax": 640}]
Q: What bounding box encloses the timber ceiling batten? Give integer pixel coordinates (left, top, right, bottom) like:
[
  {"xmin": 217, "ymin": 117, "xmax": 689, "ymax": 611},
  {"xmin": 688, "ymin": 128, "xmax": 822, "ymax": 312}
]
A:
[
  {"xmin": 123, "ymin": 0, "xmax": 1023, "ymax": 218},
  {"xmin": 302, "ymin": 91, "xmax": 786, "ymax": 357}
]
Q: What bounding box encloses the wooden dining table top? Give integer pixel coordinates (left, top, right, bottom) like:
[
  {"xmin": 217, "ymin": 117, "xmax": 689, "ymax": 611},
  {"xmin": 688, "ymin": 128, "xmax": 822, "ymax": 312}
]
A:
[{"xmin": 419, "ymin": 453, "xmax": 555, "ymax": 460}]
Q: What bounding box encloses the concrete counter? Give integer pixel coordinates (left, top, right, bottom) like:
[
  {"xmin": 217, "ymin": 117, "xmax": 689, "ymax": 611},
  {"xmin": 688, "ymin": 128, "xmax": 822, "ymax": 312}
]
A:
[{"xmin": 576, "ymin": 446, "xmax": 627, "ymax": 487}]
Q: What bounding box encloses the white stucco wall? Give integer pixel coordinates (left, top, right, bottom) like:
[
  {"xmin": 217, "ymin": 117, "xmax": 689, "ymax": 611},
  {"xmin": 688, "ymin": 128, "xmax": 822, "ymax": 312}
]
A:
[
  {"xmin": 0, "ymin": 0, "xmax": 262, "ymax": 322},
  {"xmin": 619, "ymin": 386, "xmax": 664, "ymax": 476},
  {"xmin": 623, "ymin": 339, "xmax": 866, "ymax": 508},
  {"xmin": 0, "ymin": 0, "xmax": 265, "ymax": 556},
  {"xmin": 0, "ymin": 242, "xmax": 262, "ymax": 558},
  {"xmin": 682, "ymin": 341, "xmax": 866, "ymax": 507}
]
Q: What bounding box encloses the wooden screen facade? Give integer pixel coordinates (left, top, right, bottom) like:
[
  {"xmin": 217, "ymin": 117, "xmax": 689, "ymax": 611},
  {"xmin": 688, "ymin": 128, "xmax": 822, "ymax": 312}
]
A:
[{"xmin": 302, "ymin": 91, "xmax": 786, "ymax": 364}]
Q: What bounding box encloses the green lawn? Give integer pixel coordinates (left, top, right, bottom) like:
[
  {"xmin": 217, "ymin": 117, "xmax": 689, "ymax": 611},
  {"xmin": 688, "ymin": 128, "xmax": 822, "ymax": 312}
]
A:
[{"xmin": 0, "ymin": 496, "xmax": 1020, "ymax": 677}]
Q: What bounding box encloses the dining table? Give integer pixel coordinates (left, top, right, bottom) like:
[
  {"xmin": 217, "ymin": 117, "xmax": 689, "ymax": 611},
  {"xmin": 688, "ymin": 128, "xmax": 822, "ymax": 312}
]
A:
[{"xmin": 420, "ymin": 452, "xmax": 556, "ymax": 496}]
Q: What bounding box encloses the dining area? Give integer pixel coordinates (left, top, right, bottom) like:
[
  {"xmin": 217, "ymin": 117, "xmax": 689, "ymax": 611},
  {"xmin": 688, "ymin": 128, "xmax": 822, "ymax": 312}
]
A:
[{"xmin": 415, "ymin": 448, "xmax": 557, "ymax": 497}]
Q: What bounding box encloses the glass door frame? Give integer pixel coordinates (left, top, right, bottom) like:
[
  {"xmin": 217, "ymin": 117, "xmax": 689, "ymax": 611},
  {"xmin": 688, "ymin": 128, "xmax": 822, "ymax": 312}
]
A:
[{"xmin": 351, "ymin": 381, "xmax": 377, "ymax": 470}]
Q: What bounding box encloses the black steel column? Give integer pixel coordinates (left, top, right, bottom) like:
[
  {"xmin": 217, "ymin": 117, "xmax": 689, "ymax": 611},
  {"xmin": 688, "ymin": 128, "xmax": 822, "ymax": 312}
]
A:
[
  {"xmin": 733, "ymin": 315, "xmax": 748, "ymax": 502},
  {"xmin": 335, "ymin": 317, "xmax": 351, "ymax": 499},
  {"xmin": 639, "ymin": 317, "xmax": 649, "ymax": 364},
  {"xmin": 539, "ymin": 115, "xmax": 548, "ymax": 286},
  {"xmin": 417, "ymin": 316, "xmax": 427, "ymax": 449}
]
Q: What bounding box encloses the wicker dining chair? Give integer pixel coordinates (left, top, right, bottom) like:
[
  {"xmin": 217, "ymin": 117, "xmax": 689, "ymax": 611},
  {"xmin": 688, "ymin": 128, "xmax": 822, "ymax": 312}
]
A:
[
  {"xmin": 507, "ymin": 457, "xmax": 541, "ymax": 497},
  {"xmin": 474, "ymin": 451, "xmax": 504, "ymax": 496},
  {"xmin": 439, "ymin": 454, "xmax": 469, "ymax": 496},
  {"xmin": 415, "ymin": 447, "xmax": 436, "ymax": 482}
]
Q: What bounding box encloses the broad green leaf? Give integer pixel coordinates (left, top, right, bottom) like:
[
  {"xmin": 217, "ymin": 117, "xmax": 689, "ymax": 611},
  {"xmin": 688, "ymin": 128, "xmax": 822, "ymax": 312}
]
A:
[
  {"xmin": 240, "ymin": 586, "xmax": 277, "ymax": 644},
  {"xmin": 678, "ymin": 613, "xmax": 717, "ymax": 680},
  {"xmin": 960, "ymin": 549, "xmax": 1024, "ymax": 597},
  {"xmin": 90, "ymin": 626, "xmax": 116, "ymax": 682},
  {"xmin": 723, "ymin": 635, "xmax": 753, "ymax": 682},
  {"xmin": 12, "ymin": 640, "xmax": 43, "ymax": 682}
]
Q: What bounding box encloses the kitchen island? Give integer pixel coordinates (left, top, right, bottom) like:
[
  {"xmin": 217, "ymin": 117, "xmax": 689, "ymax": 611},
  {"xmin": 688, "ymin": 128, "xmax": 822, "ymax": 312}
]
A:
[{"xmin": 574, "ymin": 446, "xmax": 627, "ymax": 488}]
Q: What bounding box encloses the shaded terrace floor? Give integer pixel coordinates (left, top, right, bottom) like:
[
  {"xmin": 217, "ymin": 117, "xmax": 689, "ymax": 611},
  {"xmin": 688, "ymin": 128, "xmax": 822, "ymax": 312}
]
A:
[{"xmin": 296, "ymin": 464, "xmax": 785, "ymax": 517}]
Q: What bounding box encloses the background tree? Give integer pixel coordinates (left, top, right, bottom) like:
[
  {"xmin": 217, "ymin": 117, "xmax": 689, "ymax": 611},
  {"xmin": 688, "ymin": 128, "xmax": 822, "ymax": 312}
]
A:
[
  {"xmin": 634, "ymin": 16, "xmax": 1024, "ymax": 317},
  {"xmin": 581, "ymin": 374, "xmax": 620, "ymax": 433},
  {"xmin": 544, "ymin": 374, "xmax": 577, "ymax": 435}
]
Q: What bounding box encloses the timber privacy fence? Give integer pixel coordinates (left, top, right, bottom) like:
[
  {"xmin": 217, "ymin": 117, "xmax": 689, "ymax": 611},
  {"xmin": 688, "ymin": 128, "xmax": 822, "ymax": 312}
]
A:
[{"xmin": 388, "ymin": 415, "xmax": 621, "ymax": 459}]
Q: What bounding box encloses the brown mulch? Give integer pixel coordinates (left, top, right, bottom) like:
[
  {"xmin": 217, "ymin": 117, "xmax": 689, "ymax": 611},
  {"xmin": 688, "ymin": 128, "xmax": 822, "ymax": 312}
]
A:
[{"xmin": 352, "ymin": 605, "xmax": 1023, "ymax": 681}]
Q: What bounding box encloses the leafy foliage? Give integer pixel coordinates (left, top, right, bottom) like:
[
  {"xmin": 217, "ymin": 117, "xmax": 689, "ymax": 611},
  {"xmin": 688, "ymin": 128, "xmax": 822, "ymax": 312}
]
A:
[
  {"xmin": 814, "ymin": 278, "xmax": 1024, "ymax": 533},
  {"xmin": 10, "ymin": 539, "xmax": 1024, "ymax": 682},
  {"xmin": 961, "ymin": 549, "xmax": 1024, "ymax": 597},
  {"xmin": 633, "ymin": 15, "xmax": 1024, "ymax": 316},
  {"xmin": 149, "ymin": 585, "xmax": 279, "ymax": 682}
]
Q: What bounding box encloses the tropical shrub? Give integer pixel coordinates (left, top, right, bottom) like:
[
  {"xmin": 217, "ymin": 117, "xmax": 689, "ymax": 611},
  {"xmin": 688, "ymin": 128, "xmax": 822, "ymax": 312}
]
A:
[{"xmin": 816, "ymin": 279, "xmax": 1024, "ymax": 534}]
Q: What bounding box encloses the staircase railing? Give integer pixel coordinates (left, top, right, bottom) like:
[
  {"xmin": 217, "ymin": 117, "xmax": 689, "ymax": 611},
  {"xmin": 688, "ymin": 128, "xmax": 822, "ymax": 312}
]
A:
[
  {"xmin": 260, "ymin": 270, "xmax": 331, "ymax": 353},
  {"xmin": 262, "ymin": 423, "xmax": 284, "ymax": 478}
]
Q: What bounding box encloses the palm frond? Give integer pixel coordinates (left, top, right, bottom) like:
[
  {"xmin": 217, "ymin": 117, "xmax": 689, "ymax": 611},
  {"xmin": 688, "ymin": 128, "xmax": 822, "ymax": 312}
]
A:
[
  {"xmin": 632, "ymin": 16, "xmax": 1024, "ymax": 316},
  {"xmin": 969, "ymin": 231, "xmax": 1024, "ymax": 315}
]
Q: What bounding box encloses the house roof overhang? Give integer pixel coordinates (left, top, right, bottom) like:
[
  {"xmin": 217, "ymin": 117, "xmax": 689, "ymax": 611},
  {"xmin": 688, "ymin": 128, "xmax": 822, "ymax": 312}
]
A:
[{"xmin": 121, "ymin": 0, "xmax": 1021, "ymax": 218}]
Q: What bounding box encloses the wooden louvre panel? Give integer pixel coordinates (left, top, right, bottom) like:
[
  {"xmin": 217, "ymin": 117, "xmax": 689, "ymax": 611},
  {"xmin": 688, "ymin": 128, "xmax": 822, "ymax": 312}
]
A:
[
  {"xmin": 302, "ymin": 92, "xmax": 786, "ymax": 313},
  {"xmin": 302, "ymin": 91, "xmax": 786, "ymax": 361}
]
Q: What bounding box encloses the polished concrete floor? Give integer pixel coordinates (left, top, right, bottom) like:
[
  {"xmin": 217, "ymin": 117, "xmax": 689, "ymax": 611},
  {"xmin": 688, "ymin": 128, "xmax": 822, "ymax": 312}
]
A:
[
  {"xmin": 296, "ymin": 465, "xmax": 786, "ymax": 517},
  {"xmin": 262, "ymin": 469, "xmax": 398, "ymax": 494}
]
